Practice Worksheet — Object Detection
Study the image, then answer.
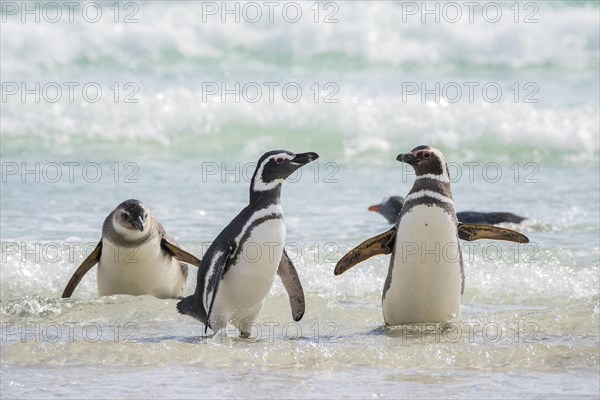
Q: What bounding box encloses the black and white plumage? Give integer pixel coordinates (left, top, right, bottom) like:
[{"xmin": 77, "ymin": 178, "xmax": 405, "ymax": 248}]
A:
[
  {"xmin": 335, "ymin": 146, "xmax": 529, "ymax": 325},
  {"xmin": 177, "ymin": 150, "xmax": 318, "ymax": 337},
  {"xmin": 62, "ymin": 199, "xmax": 201, "ymax": 299},
  {"xmin": 369, "ymin": 197, "xmax": 526, "ymax": 225}
]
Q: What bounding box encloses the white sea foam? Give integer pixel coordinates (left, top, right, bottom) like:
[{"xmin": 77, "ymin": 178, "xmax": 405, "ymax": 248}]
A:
[
  {"xmin": 1, "ymin": 2, "xmax": 598, "ymax": 75},
  {"xmin": 2, "ymin": 3, "xmax": 598, "ymax": 163},
  {"xmin": 2, "ymin": 87, "xmax": 598, "ymax": 163},
  {"xmin": 1, "ymin": 3, "xmax": 599, "ymax": 398}
]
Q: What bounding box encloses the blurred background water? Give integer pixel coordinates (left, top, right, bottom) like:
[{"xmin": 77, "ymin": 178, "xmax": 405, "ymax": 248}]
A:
[{"xmin": 1, "ymin": 1, "xmax": 599, "ymax": 398}]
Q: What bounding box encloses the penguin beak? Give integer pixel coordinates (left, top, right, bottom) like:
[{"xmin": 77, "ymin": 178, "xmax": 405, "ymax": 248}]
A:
[
  {"xmin": 397, "ymin": 152, "xmax": 418, "ymax": 164},
  {"xmin": 132, "ymin": 216, "xmax": 144, "ymax": 232},
  {"xmin": 290, "ymin": 152, "xmax": 319, "ymax": 165},
  {"xmin": 368, "ymin": 204, "xmax": 382, "ymax": 212}
]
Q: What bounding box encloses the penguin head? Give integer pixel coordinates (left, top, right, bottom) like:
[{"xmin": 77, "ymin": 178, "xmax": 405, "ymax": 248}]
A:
[
  {"xmin": 396, "ymin": 145, "xmax": 449, "ymax": 178},
  {"xmin": 368, "ymin": 196, "xmax": 405, "ymax": 223},
  {"xmin": 250, "ymin": 150, "xmax": 319, "ymax": 193},
  {"xmin": 113, "ymin": 199, "xmax": 150, "ymax": 235}
]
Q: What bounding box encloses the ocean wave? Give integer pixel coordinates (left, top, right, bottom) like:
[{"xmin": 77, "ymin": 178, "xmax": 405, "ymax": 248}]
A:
[
  {"xmin": 2, "ymin": 87, "xmax": 598, "ymax": 163},
  {"xmin": 1, "ymin": 1, "xmax": 598, "ymax": 76}
]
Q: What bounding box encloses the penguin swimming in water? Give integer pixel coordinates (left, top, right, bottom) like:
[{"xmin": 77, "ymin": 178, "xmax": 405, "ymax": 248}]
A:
[
  {"xmin": 368, "ymin": 196, "xmax": 526, "ymax": 225},
  {"xmin": 62, "ymin": 199, "xmax": 201, "ymax": 299},
  {"xmin": 335, "ymin": 146, "xmax": 529, "ymax": 325},
  {"xmin": 177, "ymin": 150, "xmax": 318, "ymax": 337}
]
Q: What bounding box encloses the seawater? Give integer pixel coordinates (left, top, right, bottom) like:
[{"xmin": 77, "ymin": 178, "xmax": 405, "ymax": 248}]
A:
[{"xmin": 1, "ymin": 1, "xmax": 599, "ymax": 398}]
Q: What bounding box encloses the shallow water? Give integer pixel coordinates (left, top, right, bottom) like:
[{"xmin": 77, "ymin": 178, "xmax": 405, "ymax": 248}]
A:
[{"xmin": 1, "ymin": 1, "xmax": 599, "ymax": 399}]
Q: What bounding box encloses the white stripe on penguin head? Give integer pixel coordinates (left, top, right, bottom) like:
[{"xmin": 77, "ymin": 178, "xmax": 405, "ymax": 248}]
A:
[
  {"xmin": 251, "ymin": 152, "xmax": 295, "ymax": 192},
  {"xmin": 430, "ymin": 147, "xmax": 450, "ymax": 182}
]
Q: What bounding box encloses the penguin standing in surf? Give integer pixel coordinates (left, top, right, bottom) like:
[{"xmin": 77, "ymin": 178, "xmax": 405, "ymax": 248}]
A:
[
  {"xmin": 178, "ymin": 150, "xmax": 318, "ymax": 337},
  {"xmin": 335, "ymin": 146, "xmax": 529, "ymax": 325}
]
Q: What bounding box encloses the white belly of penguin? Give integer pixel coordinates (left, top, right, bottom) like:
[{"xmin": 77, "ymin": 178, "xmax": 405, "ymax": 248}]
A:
[
  {"xmin": 383, "ymin": 205, "xmax": 463, "ymax": 325},
  {"xmin": 97, "ymin": 237, "xmax": 185, "ymax": 299},
  {"xmin": 210, "ymin": 219, "xmax": 285, "ymax": 331}
]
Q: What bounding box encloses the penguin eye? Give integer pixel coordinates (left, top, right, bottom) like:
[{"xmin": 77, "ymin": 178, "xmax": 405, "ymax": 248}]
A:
[
  {"xmin": 121, "ymin": 212, "xmax": 130, "ymax": 220},
  {"xmin": 275, "ymin": 158, "xmax": 284, "ymax": 165},
  {"xmin": 422, "ymin": 152, "xmax": 431, "ymax": 159}
]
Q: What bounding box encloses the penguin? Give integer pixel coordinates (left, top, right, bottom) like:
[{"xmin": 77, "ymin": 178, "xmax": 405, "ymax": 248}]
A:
[
  {"xmin": 177, "ymin": 150, "xmax": 318, "ymax": 337},
  {"xmin": 368, "ymin": 197, "xmax": 405, "ymax": 224},
  {"xmin": 62, "ymin": 199, "xmax": 201, "ymax": 299},
  {"xmin": 335, "ymin": 146, "xmax": 529, "ymax": 325},
  {"xmin": 369, "ymin": 196, "xmax": 526, "ymax": 225}
]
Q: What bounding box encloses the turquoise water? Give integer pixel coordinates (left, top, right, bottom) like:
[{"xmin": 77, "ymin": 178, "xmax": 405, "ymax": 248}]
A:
[{"xmin": 1, "ymin": 1, "xmax": 599, "ymax": 398}]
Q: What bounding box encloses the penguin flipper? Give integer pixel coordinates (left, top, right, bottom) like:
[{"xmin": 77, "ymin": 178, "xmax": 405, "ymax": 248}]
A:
[
  {"xmin": 334, "ymin": 227, "xmax": 396, "ymax": 276},
  {"xmin": 62, "ymin": 240, "xmax": 102, "ymax": 298},
  {"xmin": 204, "ymin": 244, "xmax": 235, "ymax": 334},
  {"xmin": 277, "ymin": 249, "xmax": 305, "ymax": 322},
  {"xmin": 160, "ymin": 238, "xmax": 202, "ymax": 267},
  {"xmin": 457, "ymin": 223, "xmax": 529, "ymax": 243}
]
